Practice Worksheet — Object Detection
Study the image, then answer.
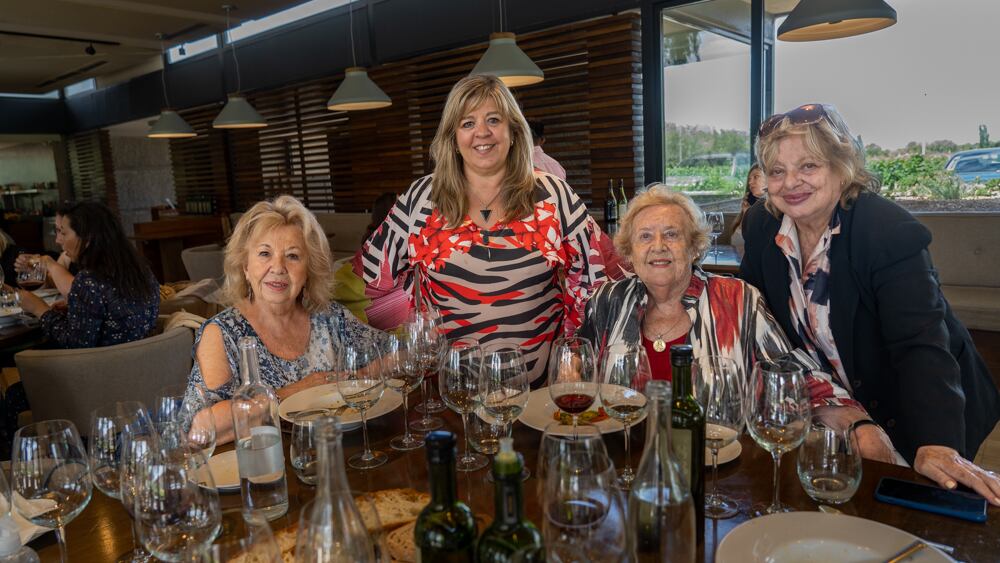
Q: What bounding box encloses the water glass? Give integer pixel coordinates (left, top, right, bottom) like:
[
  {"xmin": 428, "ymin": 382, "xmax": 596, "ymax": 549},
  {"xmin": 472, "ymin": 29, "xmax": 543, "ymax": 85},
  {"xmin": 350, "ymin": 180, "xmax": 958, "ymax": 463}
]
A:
[
  {"xmin": 290, "ymin": 409, "xmax": 327, "ymax": 485},
  {"xmin": 468, "ymin": 406, "xmax": 505, "ymax": 456},
  {"xmin": 133, "ymin": 443, "xmax": 222, "ymax": 561},
  {"xmin": 0, "ymin": 284, "xmax": 19, "ymax": 309},
  {"xmin": 746, "ymin": 358, "xmax": 811, "ymax": 517},
  {"xmin": 797, "ymin": 419, "xmax": 862, "ymax": 505},
  {"xmin": 11, "ymin": 420, "xmax": 93, "ymax": 563}
]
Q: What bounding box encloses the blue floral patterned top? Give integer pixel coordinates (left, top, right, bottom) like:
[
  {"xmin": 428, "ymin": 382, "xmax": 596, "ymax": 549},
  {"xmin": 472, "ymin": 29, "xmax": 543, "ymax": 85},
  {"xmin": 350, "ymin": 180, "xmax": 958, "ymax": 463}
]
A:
[
  {"xmin": 39, "ymin": 269, "xmax": 159, "ymax": 349},
  {"xmin": 187, "ymin": 302, "xmax": 389, "ymax": 402}
]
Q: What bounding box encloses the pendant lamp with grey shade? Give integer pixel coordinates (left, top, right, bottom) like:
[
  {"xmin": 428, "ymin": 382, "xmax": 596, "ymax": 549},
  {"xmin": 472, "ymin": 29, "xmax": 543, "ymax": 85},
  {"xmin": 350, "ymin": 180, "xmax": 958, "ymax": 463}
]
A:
[
  {"xmin": 148, "ymin": 34, "xmax": 196, "ymax": 139},
  {"xmin": 778, "ymin": 0, "xmax": 897, "ymax": 42},
  {"xmin": 214, "ymin": 5, "xmax": 266, "ymax": 129},
  {"xmin": 470, "ymin": 0, "xmax": 542, "ymax": 87},
  {"xmin": 327, "ymin": 0, "xmax": 391, "ymax": 111}
]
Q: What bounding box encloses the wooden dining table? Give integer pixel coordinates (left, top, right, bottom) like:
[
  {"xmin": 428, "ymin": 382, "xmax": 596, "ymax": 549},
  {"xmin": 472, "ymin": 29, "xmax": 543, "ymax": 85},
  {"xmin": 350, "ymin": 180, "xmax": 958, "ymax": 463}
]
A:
[{"xmin": 31, "ymin": 399, "xmax": 1000, "ymax": 562}]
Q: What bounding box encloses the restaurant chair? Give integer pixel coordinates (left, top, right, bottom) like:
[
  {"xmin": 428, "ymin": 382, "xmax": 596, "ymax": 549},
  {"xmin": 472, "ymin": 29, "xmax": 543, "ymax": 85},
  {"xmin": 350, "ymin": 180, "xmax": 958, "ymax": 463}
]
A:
[
  {"xmin": 15, "ymin": 327, "xmax": 195, "ymax": 433},
  {"xmin": 181, "ymin": 243, "xmax": 225, "ymax": 282}
]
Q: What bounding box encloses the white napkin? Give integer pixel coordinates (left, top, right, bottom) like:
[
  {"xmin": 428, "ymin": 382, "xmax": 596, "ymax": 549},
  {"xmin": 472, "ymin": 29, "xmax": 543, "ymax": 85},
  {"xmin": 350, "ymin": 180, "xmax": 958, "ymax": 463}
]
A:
[{"xmin": 0, "ymin": 493, "xmax": 55, "ymax": 545}]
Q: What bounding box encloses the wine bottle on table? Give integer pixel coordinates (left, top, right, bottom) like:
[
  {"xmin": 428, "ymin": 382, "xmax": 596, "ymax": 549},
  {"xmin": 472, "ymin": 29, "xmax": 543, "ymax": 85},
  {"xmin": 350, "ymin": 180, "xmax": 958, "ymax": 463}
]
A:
[
  {"xmin": 618, "ymin": 178, "xmax": 629, "ymax": 219},
  {"xmin": 231, "ymin": 337, "xmax": 289, "ymax": 521},
  {"xmin": 414, "ymin": 431, "xmax": 477, "ymax": 562},
  {"xmin": 477, "ymin": 438, "xmax": 543, "ymax": 563},
  {"xmin": 670, "ymin": 344, "xmax": 705, "ymax": 541},
  {"xmin": 628, "ymin": 380, "xmax": 695, "ymax": 562},
  {"xmin": 605, "ymin": 179, "xmax": 618, "ymax": 234}
]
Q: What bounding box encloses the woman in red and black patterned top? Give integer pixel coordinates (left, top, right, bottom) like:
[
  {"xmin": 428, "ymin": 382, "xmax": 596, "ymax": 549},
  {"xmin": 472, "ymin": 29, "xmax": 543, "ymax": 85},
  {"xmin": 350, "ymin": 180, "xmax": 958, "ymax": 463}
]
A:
[{"xmin": 360, "ymin": 75, "xmax": 612, "ymax": 384}]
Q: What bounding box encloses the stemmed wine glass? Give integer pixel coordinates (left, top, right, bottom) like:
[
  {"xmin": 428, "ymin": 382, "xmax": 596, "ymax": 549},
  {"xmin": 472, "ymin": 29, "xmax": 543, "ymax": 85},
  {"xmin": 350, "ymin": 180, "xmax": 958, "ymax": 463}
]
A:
[
  {"xmin": 337, "ymin": 340, "xmax": 388, "ymax": 469},
  {"xmin": 133, "ymin": 441, "xmax": 222, "ymax": 561},
  {"xmin": 119, "ymin": 407, "xmax": 161, "ymax": 563},
  {"xmin": 89, "ymin": 401, "xmax": 154, "ymax": 502},
  {"xmin": 693, "ymin": 355, "xmax": 745, "ymax": 518},
  {"xmin": 548, "ymin": 336, "xmax": 598, "ymax": 436},
  {"xmin": 409, "ymin": 312, "xmax": 445, "ymax": 432},
  {"xmin": 706, "ymin": 211, "xmax": 725, "ymax": 259},
  {"xmin": 439, "ymin": 338, "xmax": 489, "ymax": 472},
  {"xmin": 153, "ymin": 384, "xmax": 217, "ymax": 458},
  {"xmin": 480, "ymin": 344, "xmax": 531, "ymax": 478},
  {"xmin": 413, "ymin": 309, "xmax": 447, "ymax": 416},
  {"xmin": 383, "ymin": 331, "xmax": 425, "ymax": 451},
  {"xmin": 597, "ymin": 342, "xmax": 651, "ymax": 490},
  {"xmin": 11, "ymin": 420, "xmax": 93, "ymax": 563},
  {"xmin": 746, "ymin": 358, "xmax": 811, "ymax": 517}
]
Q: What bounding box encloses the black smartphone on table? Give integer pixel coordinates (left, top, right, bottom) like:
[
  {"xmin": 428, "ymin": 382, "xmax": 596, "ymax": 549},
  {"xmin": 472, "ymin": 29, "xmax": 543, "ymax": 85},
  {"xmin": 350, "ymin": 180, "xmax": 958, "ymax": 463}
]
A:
[{"xmin": 874, "ymin": 476, "xmax": 988, "ymax": 523}]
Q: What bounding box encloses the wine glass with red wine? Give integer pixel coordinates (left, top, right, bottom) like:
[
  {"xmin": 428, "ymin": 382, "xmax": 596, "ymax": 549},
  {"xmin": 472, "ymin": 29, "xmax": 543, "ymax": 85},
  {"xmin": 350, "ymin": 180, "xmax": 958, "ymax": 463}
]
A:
[
  {"xmin": 17, "ymin": 257, "xmax": 46, "ymax": 291},
  {"xmin": 548, "ymin": 336, "xmax": 598, "ymax": 437}
]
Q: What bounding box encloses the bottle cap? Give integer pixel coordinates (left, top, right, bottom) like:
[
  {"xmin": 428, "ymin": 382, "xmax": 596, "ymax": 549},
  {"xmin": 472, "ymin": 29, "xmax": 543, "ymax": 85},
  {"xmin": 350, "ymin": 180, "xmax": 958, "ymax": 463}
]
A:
[
  {"xmin": 424, "ymin": 431, "xmax": 457, "ymax": 464},
  {"xmin": 0, "ymin": 515, "xmax": 21, "ymax": 555},
  {"xmin": 669, "ymin": 344, "xmax": 693, "ymax": 366}
]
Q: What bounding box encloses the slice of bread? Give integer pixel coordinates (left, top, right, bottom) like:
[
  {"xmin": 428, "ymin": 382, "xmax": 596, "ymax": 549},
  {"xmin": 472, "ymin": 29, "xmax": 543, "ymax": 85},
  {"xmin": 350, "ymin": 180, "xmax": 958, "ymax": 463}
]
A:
[
  {"xmin": 386, "ymin": 520, "xmax": 417, "ymax": 562},
  {"xmin": 357, "ymin": 488, "xmax": 430, "ymax": 532}
]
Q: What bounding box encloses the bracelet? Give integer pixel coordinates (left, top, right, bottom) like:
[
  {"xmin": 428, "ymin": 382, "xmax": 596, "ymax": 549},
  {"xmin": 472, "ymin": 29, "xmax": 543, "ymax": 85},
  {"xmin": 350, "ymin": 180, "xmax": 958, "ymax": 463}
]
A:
[{"xmin": 850, "ymin": 419, "xmax": 880, "ymax": 433}]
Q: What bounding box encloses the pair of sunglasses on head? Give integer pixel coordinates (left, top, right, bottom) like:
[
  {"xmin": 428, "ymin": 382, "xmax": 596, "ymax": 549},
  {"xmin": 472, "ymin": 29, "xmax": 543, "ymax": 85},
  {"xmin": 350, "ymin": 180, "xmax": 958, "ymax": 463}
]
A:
[{"xmin": 758, "ymin": 103, "xmax": 864, "ymax": 154}]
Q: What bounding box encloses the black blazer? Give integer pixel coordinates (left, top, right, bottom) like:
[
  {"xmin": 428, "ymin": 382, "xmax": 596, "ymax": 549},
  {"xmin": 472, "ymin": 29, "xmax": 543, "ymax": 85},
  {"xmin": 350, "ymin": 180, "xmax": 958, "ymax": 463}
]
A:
[{"xmin": 740, "ymin": 192, "xmax": 1000, "ymax": 463}]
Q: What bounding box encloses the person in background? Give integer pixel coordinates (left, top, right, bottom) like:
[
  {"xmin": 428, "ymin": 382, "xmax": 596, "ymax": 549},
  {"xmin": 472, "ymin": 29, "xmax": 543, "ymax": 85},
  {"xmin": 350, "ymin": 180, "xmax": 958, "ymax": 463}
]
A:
[
  {"xmin": 331, "ymin": 191, "xmax": 406, "ymax": 327},
  {"xmin": 16, "ymin": 210, "xmax": 82, "ymax": 300},
  {"xmin": 188, "ymin": 194, "xmax": 388, "ymax": 445},
  {"xmin": 728, "ymin": 163, "xmax": 765, "ymax": 258},
  {"xmin": 362, "ymin": 75, "xmax": 609, "ymax": 384},
  {"xmin": 529, "ymin": 120, "xmax": 567, "ymax": 180},
  {"xmin": 0, "ymin": 228, "xmax": 20, "ymax": 285},
  {"xmin": 16, "ymin": 201, "xmax": 159, "ymax": 349},
  {"xmin": 741, "ymin": 103, "xmax": 1000, "ymax": 504}
]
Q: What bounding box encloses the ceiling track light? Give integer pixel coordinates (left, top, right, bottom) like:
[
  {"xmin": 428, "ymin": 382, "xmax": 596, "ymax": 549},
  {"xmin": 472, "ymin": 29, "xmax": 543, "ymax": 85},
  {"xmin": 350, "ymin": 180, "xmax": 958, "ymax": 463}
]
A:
[
  {"xmin": 213, "ymin": 4, "xmax": 267, "ymax": 129},
  {"xmin": 778, "ymin": 0, "xmax": 897, "ymax": 42},
  {"xmin": 326, "ymin": 0, "xmax": 391, "ymax": 111}
]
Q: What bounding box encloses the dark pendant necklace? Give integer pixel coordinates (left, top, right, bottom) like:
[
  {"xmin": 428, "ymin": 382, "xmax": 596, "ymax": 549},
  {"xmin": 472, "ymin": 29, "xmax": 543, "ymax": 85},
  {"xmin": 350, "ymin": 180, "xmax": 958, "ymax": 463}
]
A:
[{"xmin": 480, "ymin": 209, "xmax": 492, "ymax": 221}]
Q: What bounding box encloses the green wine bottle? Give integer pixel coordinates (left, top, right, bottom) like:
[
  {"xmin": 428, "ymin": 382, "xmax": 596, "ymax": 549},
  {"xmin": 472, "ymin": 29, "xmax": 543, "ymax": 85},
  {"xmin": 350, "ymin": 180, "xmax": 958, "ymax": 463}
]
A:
[
  {"xmin": 414, "ymin": 431, "xmax": 477, "ymax": 562},
  {"xmin": 670, "ymin": 344, "xmax": 705, "ymax": 541},
  {"xmin": 476, "ymin": 438, "xmax": 544, "ymax": 563}
]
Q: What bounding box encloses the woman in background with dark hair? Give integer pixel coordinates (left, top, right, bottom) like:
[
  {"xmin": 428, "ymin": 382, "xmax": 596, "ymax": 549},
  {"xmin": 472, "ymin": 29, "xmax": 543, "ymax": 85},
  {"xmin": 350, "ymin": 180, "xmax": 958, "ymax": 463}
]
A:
[{"xmin": 16, "ymin": 201, "xmax": 159, "ymax": 348}]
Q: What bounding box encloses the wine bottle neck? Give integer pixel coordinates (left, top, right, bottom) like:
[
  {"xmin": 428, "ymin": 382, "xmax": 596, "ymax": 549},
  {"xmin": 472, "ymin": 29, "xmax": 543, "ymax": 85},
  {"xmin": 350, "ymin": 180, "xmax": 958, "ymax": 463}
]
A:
[
  {"xmin": 672, "ymin": 363, "xmax": 692, "ymax": 398},
  {"xmin": 429, "ymin": 458, "xmax": 457, "ymax": 506},
  {"xmin": 646, "ymin": 393, "xmax": 674, "ymax": 456},
  {"xmin": 492, "ymin": 459, "xmax": 525, "ymax": 527}
]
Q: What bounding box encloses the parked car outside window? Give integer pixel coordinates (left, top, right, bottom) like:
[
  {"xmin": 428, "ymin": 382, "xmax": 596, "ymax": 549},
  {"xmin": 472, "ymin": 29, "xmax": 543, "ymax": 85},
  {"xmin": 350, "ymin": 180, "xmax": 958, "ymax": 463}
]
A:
[{"xmin": 945, "ymin": 148, "xmax": 1000, "ymax": 183}]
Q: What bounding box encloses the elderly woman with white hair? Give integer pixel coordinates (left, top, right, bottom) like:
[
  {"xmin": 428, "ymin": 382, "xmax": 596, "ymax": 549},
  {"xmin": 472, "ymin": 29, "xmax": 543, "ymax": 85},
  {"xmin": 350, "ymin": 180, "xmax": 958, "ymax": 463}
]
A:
[
  {"xmin": 580, "ymin": 185, "xmax": 844, "ymax": 395},
  {"xmin": 188, "ymin": 194, "xmax": 388, "ymax": 445}
]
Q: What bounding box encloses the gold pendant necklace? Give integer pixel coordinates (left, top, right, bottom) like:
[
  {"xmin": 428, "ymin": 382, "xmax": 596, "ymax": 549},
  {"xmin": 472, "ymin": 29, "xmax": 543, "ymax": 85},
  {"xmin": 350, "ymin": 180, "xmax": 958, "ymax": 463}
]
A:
[{"xmin": 647, "ymin": 306, "xmax": 686, "ymax": 353}]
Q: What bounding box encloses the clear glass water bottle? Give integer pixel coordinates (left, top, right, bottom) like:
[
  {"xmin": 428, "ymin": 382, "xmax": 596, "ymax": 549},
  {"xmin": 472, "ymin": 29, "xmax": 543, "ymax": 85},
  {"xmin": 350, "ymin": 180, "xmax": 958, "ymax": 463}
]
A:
[
  {"xmin": 232, "ymin": 337, "xmax": 289, "ymax": 521},
  {"xmin": 295, "ymin": 417, "xmax": 375, "ymax": 562},
  {"xmin": 628, "ymin": 380, "xmax": 696, "ymax": 563}
]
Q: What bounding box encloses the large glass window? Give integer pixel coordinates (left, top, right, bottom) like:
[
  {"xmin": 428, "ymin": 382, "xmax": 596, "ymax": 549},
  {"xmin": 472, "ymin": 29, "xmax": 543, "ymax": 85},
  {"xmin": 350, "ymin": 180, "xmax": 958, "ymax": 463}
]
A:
[
  {"xmin": 771, "ymin": 0, "xmax": 1000, "ymax": 209},
  {"xmin": 659, "ymin": 1, "xmax": 753, "ymax": 201}
]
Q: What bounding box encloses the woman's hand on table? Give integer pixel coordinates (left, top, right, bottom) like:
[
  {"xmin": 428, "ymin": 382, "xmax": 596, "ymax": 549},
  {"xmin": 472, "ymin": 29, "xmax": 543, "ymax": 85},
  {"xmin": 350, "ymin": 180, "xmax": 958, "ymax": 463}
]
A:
[
  {"xmin": 276, "ymin": 370, "xmax": 336, "ymax": 400},
  {"xmin": 914, "ymin": 445, "xmax": 1000, "ymax": 506},
  {"xmin": 16, "ymin": 288, "xmax": 49, "ymax": 317}
]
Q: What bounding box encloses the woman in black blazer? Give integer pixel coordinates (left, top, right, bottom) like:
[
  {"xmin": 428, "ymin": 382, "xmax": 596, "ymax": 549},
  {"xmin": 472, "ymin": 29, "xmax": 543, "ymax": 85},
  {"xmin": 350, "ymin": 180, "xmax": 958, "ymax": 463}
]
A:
[{"xmin": 741, "ymin": 103, "xmax": 1000, "ymax": 505}]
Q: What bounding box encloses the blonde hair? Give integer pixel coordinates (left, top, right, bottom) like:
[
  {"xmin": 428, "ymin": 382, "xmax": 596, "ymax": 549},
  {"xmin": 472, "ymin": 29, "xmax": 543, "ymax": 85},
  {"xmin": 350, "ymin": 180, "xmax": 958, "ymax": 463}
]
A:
[
  {"xmin": 429, "ymin": 75, "xmax": 535, "ymax": 227},
  {"xmin": 614, "ymin": 185, "xmax": 711, "ymax": 265},
  {"xmin": 223, "ymin": 195, "xmax": 332, "ymax": 312},
  {"xmin": 755, "ymin": 105, "xmax": 880, "ymax": 216}
]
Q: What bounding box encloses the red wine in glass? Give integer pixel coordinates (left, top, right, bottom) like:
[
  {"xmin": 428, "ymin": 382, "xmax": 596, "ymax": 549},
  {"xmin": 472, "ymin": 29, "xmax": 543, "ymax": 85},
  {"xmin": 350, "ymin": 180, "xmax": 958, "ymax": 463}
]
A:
[
  {"xmin": 18, "ymin": 280, "xmax": 44, "ymax": 290},
  {"xmin": 553, "ymin": 393, "xmax": 595, "ymax": 414}
]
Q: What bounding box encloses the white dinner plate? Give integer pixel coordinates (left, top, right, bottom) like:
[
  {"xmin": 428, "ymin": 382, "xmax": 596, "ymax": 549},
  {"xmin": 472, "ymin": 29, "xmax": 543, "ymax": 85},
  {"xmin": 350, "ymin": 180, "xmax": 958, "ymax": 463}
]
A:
[
  {"xmin": 518, "ymin": 386, "xmax": 647, "ymax": 436},
  {"xmin": 705, "ymin": 439, "xmax": 741, "ymax": 466},
  {"xmin": 207, "ymin": 450, "xmax": 240, "ymax": 492},
  {"xmin": 278, "ymin": 383, "xmax": 403, "ymax": 429},
  {"xmin": 716, "ymin": 512, "xmax": 953, "ymax": 563}
]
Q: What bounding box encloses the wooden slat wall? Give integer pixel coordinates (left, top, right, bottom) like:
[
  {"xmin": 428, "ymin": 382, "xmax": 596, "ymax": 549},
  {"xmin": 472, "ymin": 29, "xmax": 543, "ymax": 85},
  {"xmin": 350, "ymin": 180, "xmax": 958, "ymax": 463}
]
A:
[
  {"xmin": 66, "ymin": 129, "xmax": 118, "ymax": 210},
  {"xmin": 171, "ymin": 13, "xmax": 642, "ymax": 214}
]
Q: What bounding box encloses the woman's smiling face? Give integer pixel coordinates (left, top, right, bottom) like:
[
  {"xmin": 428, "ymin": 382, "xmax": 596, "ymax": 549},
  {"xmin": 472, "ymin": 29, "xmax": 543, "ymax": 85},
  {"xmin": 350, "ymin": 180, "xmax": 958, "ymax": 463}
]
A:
[{"xmin": 244, "ymin": 224, "xmax": 309, "ymax": 306}]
